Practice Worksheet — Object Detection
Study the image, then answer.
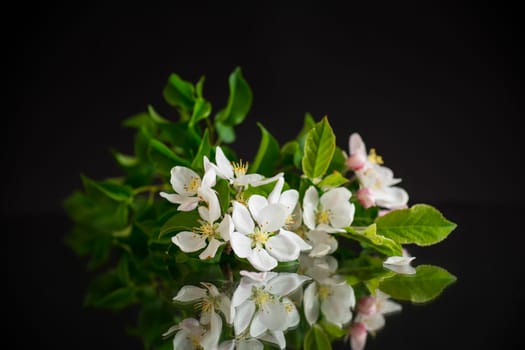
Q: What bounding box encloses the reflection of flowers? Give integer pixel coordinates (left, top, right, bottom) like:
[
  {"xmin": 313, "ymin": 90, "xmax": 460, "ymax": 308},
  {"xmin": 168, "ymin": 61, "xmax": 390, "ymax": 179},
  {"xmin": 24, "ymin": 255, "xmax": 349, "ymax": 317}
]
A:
[
  {"xmin": 163, "ymin": 313, "xmax": 222, "ymax": 350},
  {"xmin": 230, "ymin": 271, "xmax": 310, "ymax": 349},
  {"xmin": 173, "ymin": 282, "xmax": 232, "ymax": 325}
]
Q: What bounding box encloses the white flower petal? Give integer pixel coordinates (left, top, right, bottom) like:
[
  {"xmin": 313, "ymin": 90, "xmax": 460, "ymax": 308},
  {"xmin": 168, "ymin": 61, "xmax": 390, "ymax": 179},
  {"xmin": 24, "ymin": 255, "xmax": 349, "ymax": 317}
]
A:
[
  {"xmin": 214, "ymin": 146, "xmax": 234, "ymax": 180},
  {"xmin": 265, "ymin": 272, "xmax": 311, "ymax": 296},
  {"xmin": 250, "ymin": 172, "xmax": 283, "ymax": 187},
  {"xmin": 172, "ymin": 329, "xmax": 192, "ymax": 349},
  {"xmin": 322, "ymin": 296, "xmax": 351, "ymax": 328},
  {"xmin": 219, "ymin": 340, "xmax": 235, "ymax": 350},
  {"xmin": 363, "ymin": 313, "xmax": 385, "ymax": 332},
  {"xmin": 375, "ymin": 187, "xmax": 409, "ymax": 209},
  {"xmin": 267, "ymin": 177, "xmax": 284, "ymax": 204},
  {"xmin": 173, "ymin": 285, "xmax": 207, "ymax": 302},
  {"xmin": 159, "ymin": 192, "xmax": 185, "ymax": 204},
  {"xmin": 249, "ymin": 312, "xmax": 268, "ymax": 337},
  {"xmin": 237, "ymin": 339, "xmax": 264, "ymax": 350},
  {"xmin": 172, "ymin": 231, "xmax": 207, "ymax": 253},
  {"xmin": 234, "ymin": 300, "xmax": 256, "ymax": 336},
  {"xmin": 200, "ymin": 312, "xmax": 222, "ymax": 350},
  {"xmin": 198, "ymin": 238, "xmax": 224, "ymax": 260},
  {"xmin": 232, "ymin": 201, "xmax": 255, "ymax": 234},
  {"xmin": 283, "ymin": 297, "xmax": 300, "ymax": 328},
  {"xmin": 384, "ymin": 256, "xmax": 416, "ymax": 265},
  {"xmin": 199, "ymin": 187, "xmax": 221, "ymax": 223},
  {"xmin": 201, "ymin": 167, "xmax": 217, "ymax": 188},
  {"xmin": 303, "ymin": 282, "xmax": 319, "ymax": 325},
  {"xmin": 217, "ymin": 214, "xmax": 233, "ymax": 241},
  {"xmin": 162, "ymin": 324, "xmax": 180, "ymax": 337},
  {"xmin": 257, "ymin": 204, "xmax": 287, "ymax": 233},
  {"xmin": 240, "ymin": 270, "xmax": 277, "ymax": 283},
  {"xmin": 248, "ymin": 195, "xmax": 268, "ymax": 223},
  {"xmin": 303, "ymin": 186, "xmax": 319, "ymax": 230},
  {"xmin": 230, "ymin": 231, "xmax": 253, "ymax": 258},
  {"xmin": 308, "ymin": 243, "xmax": 332, "ymax": 257},
  {"xmin": 380, "ymin": 300, "xmax": 402, "ymax": 315},
  {"xmin": 266, "ymin": 233, "xmax": 300, "ymax": 262},
  {"xmin": 329, "ymin": 201, "xmax": 355, "ymax": 228},
  {"xmin": 232, "ymin": 278, "xmax": 255, "ymax": 307},
  {"xmin": 235, "ymin": 173, "xmax": 265, "ymax": 187},
  {"xmin": 321, "ymin": 187, "xmax": 352, "ymax": 211},
  {"xmin": 349, "ymin": 132, "xmax": 367, "ymax": 158},
  {"xmin": 280, "ymin": 229, "xmax": 312, "ymax": 251},
  {"xmin": 217, "ymin": 295, "xmax": 233, "ymax": 325},
  {"xmin": 279, "ymin": 190, "xmax": 299, "ymax": 215},
  {"xmin": 258, "ymin": 331, "xmax": 286, "ymax": 349},
  {"xmin": 171, "ymin": 166, "xmax": 201, "ymax": 196},
  {"xmin": 247, "ymin": 247, "xmax": 278, "ymax": 272},
  {"xmin": 260, "ymin": 301, "xmax": 288, "ymax": 331}
]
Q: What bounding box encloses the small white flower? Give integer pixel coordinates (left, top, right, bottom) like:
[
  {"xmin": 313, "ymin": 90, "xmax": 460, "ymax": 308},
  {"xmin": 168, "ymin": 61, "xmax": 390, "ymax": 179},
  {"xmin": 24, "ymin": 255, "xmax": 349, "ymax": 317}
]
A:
[
  {"xmin": 354, "ymin": 290, "xmax": 402, "ymax": 332},
  {"xmin": 305, "ymin": 230, "xmax": 338, "ymax": 257},
  {"xmin": 230, "ymin": 184, "xmax": 311, "ymax": 271},
  {"xmin": 383, "ymin": 255, "xmax": 416, "ymax": 275},
  {"xmin": 163, "ymin": 312, "xmax": 222, "ymax": 350},
  {"xmin": 303, "ymin": 186, "xmax": 355, "ymax": 233},
  {"xmin": 210, "ymin": 146, "xmax": 283, "ymax": 188},
  {"xmin": 160, "ymin": 165, "xmax": 217, "ymax": 211},
  {"xmin": 171, "ymin": 192, "xmax": 233, "ymax": 260},
  {"xmin": 230, "ymin": 270, "xmax": 310, "ymax": 344},
  {"xmin": 173, "ymin": 282, "xmax": 233, "ymax": 325},
  {"xmin": 267, "ymin": 177, "xmax": 304, "ymax": 231},
  {"xmin": 347, "ymin": 133, "xmax": 409, "ymax": 209}
]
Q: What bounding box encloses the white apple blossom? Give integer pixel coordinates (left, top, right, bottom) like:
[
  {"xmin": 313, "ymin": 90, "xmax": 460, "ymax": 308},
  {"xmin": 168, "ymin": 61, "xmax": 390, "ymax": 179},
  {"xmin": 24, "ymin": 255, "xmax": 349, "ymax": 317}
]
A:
[
  {"xmin": 383, "ymin": 255, "xmax": 416, "ymax": 275},
  {"xmin": 230, "ymin": 270, "xmax": 310, "ymax": 347},
  {"xmin": 354, "ymin": 289, "xmax": 402, "ymax": 333},
  {"xmin": 171, "ymin": 190, "xmax": 233, "ymax": 260},
  {"xmin": 173, "ymin": 282, "xmax": 233, "ymax": 325},
  {"xmin": 305, "ymin": 230, "xmax": 338, "ymax": 258},
  {"xmin": 163, "ymin": 312, "xmax": 222, "ymax": 350},
  {"xmin": 347, "ymin": 133, "xmax": 409, "ymax": 209},
  {"xmin": 209, "ymin": 146, "xmax": 283, "ymax": 188},
  {"xmin": 160, "ymin": 165, "xmax": 217, "ymax": 211},
  {"xmin": 230, "ymin": 186, "xmax": 311, "ymax": 271},
  {"xmin": 303, "ymin": 186, "xmax": 355, "ymax": 233},
  {"xmin": 267, "ymin": 177, "xmax": 303, "ymax": 231}
]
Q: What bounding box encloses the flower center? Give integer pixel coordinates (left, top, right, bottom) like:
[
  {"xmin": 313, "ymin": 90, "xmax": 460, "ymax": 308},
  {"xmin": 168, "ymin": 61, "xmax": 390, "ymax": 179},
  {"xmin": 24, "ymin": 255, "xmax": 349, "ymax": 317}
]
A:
[
  {"xmin": 194, "ymin": 298, "xmax": 214, "ymax": 313},
  {"xmin": 253, "ymin": 288, "xmax": 272, "ymax": 308},
  {"xmin": 250, "ymin": 228, "xmax": 269, "ymax": 245},
  {"xmin": 316, "ymin": 209, "xmax": 331, "ymax": 225},
  {"xmin": 232, "ymin": 160, "xmax": 249, "ymax": 178},
  {"xmin": 191, "ymin": 337, "xmax": 204, "ymax": 350},
  {"xmin": 195, "ymin": 221, "xmax": 219, "ymax": 239},
  {"xmin": 318, "ymin": 285, "xmax": 331, "ymax": 299},
  {"xmin": 284, "ymin": 302, "xmax": 294, "ymax": 313},
  {"xmin": 186, "ymin": 176, "xmax": 201, "ymax": 192},
  {"xmin": 368, "ymin": 148, "xmax": 384, "ymax": 164}
]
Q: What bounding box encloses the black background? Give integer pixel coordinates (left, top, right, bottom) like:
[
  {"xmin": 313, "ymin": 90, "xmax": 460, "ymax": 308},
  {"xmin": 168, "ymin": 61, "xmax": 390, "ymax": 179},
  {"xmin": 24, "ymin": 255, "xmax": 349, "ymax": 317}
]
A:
[{"xmin": 6, "ymin": 2, "xmax": 522, "ymax": 349}]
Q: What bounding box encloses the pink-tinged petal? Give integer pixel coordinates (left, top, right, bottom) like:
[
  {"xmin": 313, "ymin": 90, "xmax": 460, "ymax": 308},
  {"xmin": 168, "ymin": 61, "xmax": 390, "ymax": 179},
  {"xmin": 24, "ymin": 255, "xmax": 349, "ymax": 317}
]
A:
[
  {"xmin": 357, "ymin": 296, "xmax": 377, "ymax": 316},
  {"xmin": 267, "ymin": 177, "xmax": 284, "ymax": 204},
  {"xmin": 234, "ymin": 300, "xmax": 256, "ymax": 336},
  {"xmin": 230, "ymin": 231, "xmax": 253, "ymax": 258},
  {"xmin": 232, "ymin": 201, "xmax": 255, "ymax": 234},
  {"xmin": 260, "ymin": 301, "xmax": 288, "ymax": 331},
  {"xmin": 279, "ymin": 190, "xmax": 299, "ymax": 215},
  {"xmin": 198, "ymin": 238, "xmax": 224, "ymax": 260},
  {"xmin": 362, "ymin": 313, "xmax": 385, "ymax": 332},
  {"xmin": 303, "ymin": 282, "xmax": 319, "ymax": 325},
  {"xmin": 265, "ymin": 272, "xmax": 311, "ymax": 297},
  {"xmin": 217, "ymin": 214, "xmax": 233, "ymax": 241},
  {"xmin": 349, "ymin": 322, "xmax": 368, "ymax": 350},
  {"xmin": 349, "ymin": 133, "xmax": 367, "ymax": 157},
  {"xmin": 215, "ymin": 146, "xmax": 234, "ymax": 180},
  {"xmin": 173, "ymin": 285, "xmax": 207, "ymax": 302},
  {"xmin": 248, "ymin": 194, "xmax": 268, "ymax": 223},
  {"xmin": 249, "ymin": 312, "xmax": 268, "ymax": 337},
  {"xmin": 170, "ymin": 166, "xmax": 201, "ymax": 195},
  {"xmin": 321, "ymin": 187, "xmax": 352, "ymax": 211},
  {"xmin": 329, "ymin": 202, "xmax": 355, "ymax": 228},
  {"xmin": 247, "ymin": 247, "xmax": 278, "ymax": 271},
  {"xmin": 346, "ymin": 154, "xmax": 367, "ymax": 171},
  {"xmin": 280, "ymin": 229, "xmax": 312, "ymax": 252},
  {"xmin": 357, "ymin": 188, "xmax": 375, "ymax": 209},
  {"xmin": 266, "ymin": 233, "xmax": 300, "ymax": 262},
  {"xmin": 257, "ymin": 204, "xmax": 287, "ymax": 233},
  {"xmin": 172, "ymin": 231, "xmax": 207, "ymax": 253}
]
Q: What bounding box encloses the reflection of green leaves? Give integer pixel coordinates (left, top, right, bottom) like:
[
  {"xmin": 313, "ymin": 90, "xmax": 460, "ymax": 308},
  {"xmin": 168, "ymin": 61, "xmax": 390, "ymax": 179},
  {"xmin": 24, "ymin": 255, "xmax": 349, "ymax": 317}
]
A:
[
  {"xmin": 84, "ymin": 271, "xmax": 137, "ymax": 310},
  {"xmin": 302, "ymin": 116, "xmax": 336, "ymax": 180},
  {"xmin": 339, "ymin": 224, "xmax": 402, "ymax": 256},
  {"xmin": 379, "ymin": 265, "xmax": 457, "ymax": 303},
  {"xmin": 376, "ymin": 204, "xmax": 457, "ymax": 246},
  {"xmin": 305, "ymin": 324, "xmax": 332, "ymax": 350}
]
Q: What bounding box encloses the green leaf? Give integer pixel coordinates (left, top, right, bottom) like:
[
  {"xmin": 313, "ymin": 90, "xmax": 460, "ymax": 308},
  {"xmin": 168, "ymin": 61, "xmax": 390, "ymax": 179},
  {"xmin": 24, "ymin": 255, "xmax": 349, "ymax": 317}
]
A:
[
  {"xmin": 352, "ymin": 204, "xmax": 379, "ymax": 227},
  {"xmin": 159, "ymin": 211, "xmax": 201, "ymax": 237},
  {"xmin": 189, "ymin": 98, "xmax": 212, "ymax": 127},
  {"xmin": 302, "ymin": 116, "xmax": 336, "ymax": 180},
  {"xmin": 305, "ymin": 324, "xmax": 332, "ymax": 350},
  {"xmin": 148, "ymin": 139, "xmax": 189, "ymax": 173},
  {"xmin": 147, "ymin": 105, "xmax": 170, "ymax": 124},
  {"xmin": 215, "ymin": 179, "xmax": 231, "ymax": 213},
  {"xmin": 320, "ymin": 320, "xmax": 346, "ymax": 339},
  {"xmin": 195, "ymin": 76, "xmax": 206, "ymax": 98},
  {"xmin": 375, "ymin": 204, "xmax": 457, "ymax": 246},
  {"xmin": 215, "ymin": 67, "xmax": 253, "ymax": 126},
  {"xmin": 318, "ymin": 171, "xmax": 349, "ymax": 190},
  {"xmin": 339, "ymin": 224, "xmax": 402, "ymax": 256},
  {"xmin": 378, "ymin": 265, "xmax": 457, "ymax": 303},
  {"xmin": 117, "ymin": 255, "xmax": 130, "ymax": 284},
  {"xmin": 163, "ymin": 73, "xmax": 195, "ymax": 114},
  {"xmin": 327, "ymin": 146, "xmax": 347, "ymax": 174},
  {"xmin": 112, "ymin": 151, "xmax": 139, "ymax": 167},
  {"xmin": 91, "ymin": 287, "xmax": 137, "ymax": 310},
  {"xmin": 81, "ymin": 176, "xmax": 133, "ymax": 203},
  {"xmin": 191, "ymin": 129, "xmax": 212, "ymax": 172},
  {"xmin": 250, "ymin": 123, "xmax": 280, "ymax": 176},
  {"xmin": 123, "ymin": 112, "xmax": 156, "ymax": 132},
  {"xmin": 216, "ymin": 121, "xmax": 236, "ymax": 143},
  {"xmin": 281, "ymin": 141, "xmax": 301, "ymax": 169},
  {"xmin": 297, "ymin": 112, "xmax": 316, "ymax": 150}
]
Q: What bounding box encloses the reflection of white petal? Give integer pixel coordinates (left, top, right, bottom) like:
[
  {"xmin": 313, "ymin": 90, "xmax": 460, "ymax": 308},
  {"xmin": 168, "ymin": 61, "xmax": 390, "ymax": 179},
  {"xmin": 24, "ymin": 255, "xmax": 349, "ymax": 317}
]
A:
[
  {"xmin": 214, "ymin": 146, "xmax": 234, "ymax": 180},
  {"xmin": 198, "ymin": 238, "xmax": 223, "ymax": 260},
  {"xmin": 232, "ymin": 201, "xmax": 255, "ymax": 234},
  {"xmin": 257, "ymin": 204, "xmax": 287, "ymax": 233},
  {"xmin": 265, "ymin": 273, "xmax": 311, "ymax": 296},
  {"xmin": 172, "ymin": 329, "xmax": 192, "ymax": 349},
  {"xmin": 383, "ymin": 256, "xmax": 416, "ymax": 275},
  {"xmin": 200, "ymin": 312, "xmax": 222, "ymax": 350},
  {"xmin": 234, "ymin": 300, "xmax": 256, "ymax": 336},
  {"xmin": 259, "ymin": 330, "xmax": 286, "ymax": 349},
  {"xmin": 248, "ymin": 195, "xmax": 268, "ymax": 223},
  {"xmin": 260, "ymin": 301, "xmax": 288, "ymax": 331},
  {"xmin": 173, "ymin": 285, "xmax": 207, "ymax": 302},
  {"xmin": 237, "ymin": 339, "xmax": 264, "ymax": 350},
  {"xmin": 231, "ymin": 279, "xmax": 254, "ymax": 307},
  {"xmin": 217, "ymin": 295, "xmax": 233, "ymax": 325},
  {"xmin": 250, "ymin": 312, "xmax": 267, "ymax": 337},
  {"xmin": 172, "ymin": 231, "xmax": 207, "ymax": 253},
  {"xmin": 247, "ymin": 247, "xmax": 278, "ymax": 272},
  {"xmin": 280, "ymin": 229, "xmax": 312, "ymax": 251},
  {"xmin": 266, "ymin": 233, "xmax": 299, "ymax": 262},
  {"xmin": 240, "ymin": 270, "xmax": 276, "ymax": 283},
  {"xmin": 219, "ymin": 340, "xmax": 235, "ymax": 350},
  {"xmin": 304, "ymin": 282, "xmax": 319, "ymax": 325},
  {"xmin": 171, "ymin": 166, "xmax": 201, "ymax": 195},
  {"xmin": 230, "ymin": 232, "xmax": 253, "ymax": 258}
]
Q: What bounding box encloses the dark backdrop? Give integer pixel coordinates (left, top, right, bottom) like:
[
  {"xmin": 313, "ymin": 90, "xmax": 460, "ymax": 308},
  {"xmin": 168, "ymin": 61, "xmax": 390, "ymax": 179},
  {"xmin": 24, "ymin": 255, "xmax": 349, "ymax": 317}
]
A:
[{"xmin": 6, "ymin": 2, "xmax": 522, "ymax": 349}]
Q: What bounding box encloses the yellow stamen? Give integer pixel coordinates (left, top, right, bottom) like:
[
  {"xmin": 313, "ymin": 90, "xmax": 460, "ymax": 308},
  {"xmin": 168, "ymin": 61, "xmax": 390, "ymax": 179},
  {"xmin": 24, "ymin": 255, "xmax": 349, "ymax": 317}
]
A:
[
  {"xmin": 232, "ymin": 160, "xmax": 249, "ymax": 177},
  {"xmin": 368, "ymin": 148, "xmax": 384, "ymax": 164},
  {"xmin": 318, "ymin": 285, "xmax": 331, "ymax": 299},
  {"xmin": 253, "ymin": 288, "xmax": 272, "ymax": 308},
  {"xmin": 252, "ymin": 229, "xmax": 269, "ymax": 245},
  {"xmin": 185, "ymin": 176, "xmax": 201, "ymax": 192},
  {"xmin": 284, "ymin": 302, "xmax": 294, "ymax": 313},
  {"xmin": 195, "ymin": 221, "xmax": 218, "ymax": 238},
  {"xmin": 316, "ymin": 210, "xmax": 331, "ymax": 225}
]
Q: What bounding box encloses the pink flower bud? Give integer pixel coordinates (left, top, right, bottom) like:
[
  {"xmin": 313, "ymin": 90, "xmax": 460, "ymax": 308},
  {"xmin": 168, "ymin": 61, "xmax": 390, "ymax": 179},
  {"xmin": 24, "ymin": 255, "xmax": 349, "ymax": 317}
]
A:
[
  {"xmin": 349, "ymin": 322, "xmax": 368, "ymax": 350},
  {"xmin": 346, "ymin": 153, "xmax": 366, "ymax": 171},
  {"xmin": 357, "ymin": 188, "xmax": 375, "ymax": 209},
  {"xmin": 357, "ymin": 296, "xmax": 377, "ymax": 315}
]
